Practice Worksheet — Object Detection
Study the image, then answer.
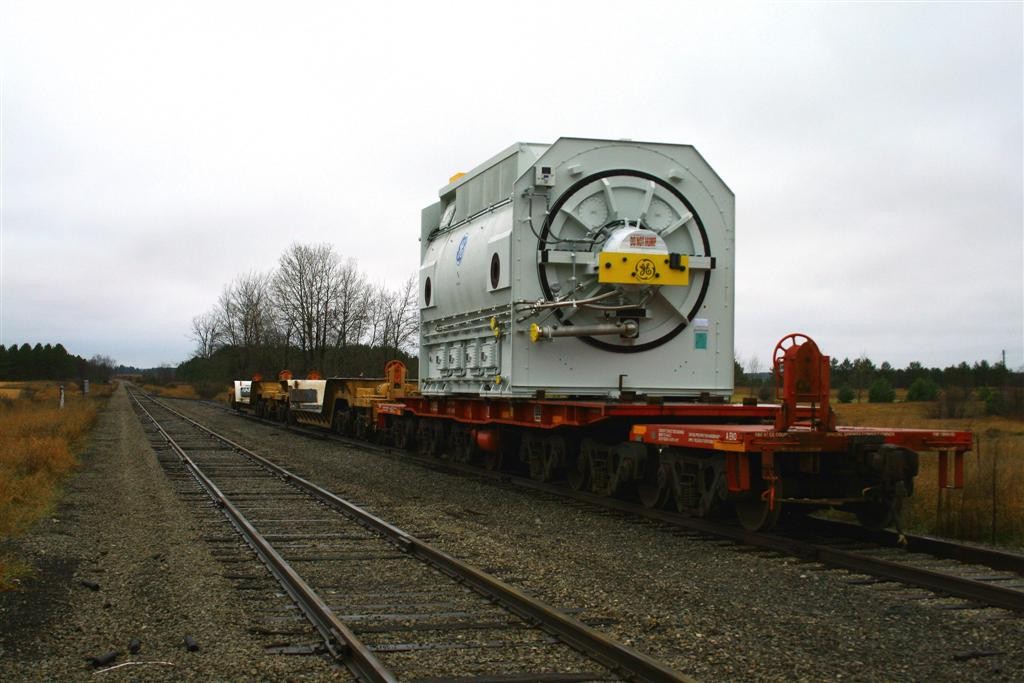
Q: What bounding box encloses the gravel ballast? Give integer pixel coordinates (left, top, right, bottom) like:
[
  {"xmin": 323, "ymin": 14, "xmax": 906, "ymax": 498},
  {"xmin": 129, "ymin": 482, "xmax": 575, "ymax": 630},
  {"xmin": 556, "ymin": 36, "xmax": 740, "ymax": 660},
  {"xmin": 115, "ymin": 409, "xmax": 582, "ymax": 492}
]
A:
[
  {"xmin": 0, "ymin": 385, "xmax": 337, "ymax": 681},
  {"xmin": 166, "ymin": 399, "xmax": 1024, "ymax": 682}
]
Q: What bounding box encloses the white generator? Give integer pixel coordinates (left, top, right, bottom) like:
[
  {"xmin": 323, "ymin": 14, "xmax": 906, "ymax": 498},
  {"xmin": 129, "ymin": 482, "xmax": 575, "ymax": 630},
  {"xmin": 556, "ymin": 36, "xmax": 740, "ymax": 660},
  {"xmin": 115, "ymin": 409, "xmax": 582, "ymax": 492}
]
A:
[{"xmin": 418, "ymin": 137, "xmax": 734, "ymax": 399}]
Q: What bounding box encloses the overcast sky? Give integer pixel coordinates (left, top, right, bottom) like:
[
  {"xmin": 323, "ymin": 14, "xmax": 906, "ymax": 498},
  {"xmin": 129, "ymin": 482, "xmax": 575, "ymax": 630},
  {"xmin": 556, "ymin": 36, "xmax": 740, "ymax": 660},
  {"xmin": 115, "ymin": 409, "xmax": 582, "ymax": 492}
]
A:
[{"xmin": 1, "ymin": 1, "xmax": 1021, "ymax": 370}]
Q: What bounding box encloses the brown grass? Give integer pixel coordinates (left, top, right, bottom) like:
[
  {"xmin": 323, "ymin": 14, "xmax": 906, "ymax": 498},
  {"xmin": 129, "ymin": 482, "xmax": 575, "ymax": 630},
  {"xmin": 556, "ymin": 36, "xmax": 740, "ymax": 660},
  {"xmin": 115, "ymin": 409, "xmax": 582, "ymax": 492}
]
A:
[
  {"xmin": 140, "ymin": 383, "xmax": 200, "ymax": 399},
  {"xmin": 835, "ymin": 401, "xmax": 1024, "ymax": 545},
  {"xmin": 0, "ymin": 381, "xmax": 113, "ymax": 588}
]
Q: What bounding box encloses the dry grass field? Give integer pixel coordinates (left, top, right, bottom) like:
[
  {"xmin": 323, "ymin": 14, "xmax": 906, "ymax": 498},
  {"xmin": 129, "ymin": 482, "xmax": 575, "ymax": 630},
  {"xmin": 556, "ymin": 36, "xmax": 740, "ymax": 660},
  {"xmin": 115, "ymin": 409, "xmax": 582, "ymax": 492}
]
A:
[
  {"xmin": 139, "ymin": 382, "xmax": 201, "ymax": 399},
  {"xmin": 0, "ymin": 381, "xmax": 114, "ymax": 587},
  {"xmin": 834, "ymin": 400, "xmax": 1023, "ymax": 545}
]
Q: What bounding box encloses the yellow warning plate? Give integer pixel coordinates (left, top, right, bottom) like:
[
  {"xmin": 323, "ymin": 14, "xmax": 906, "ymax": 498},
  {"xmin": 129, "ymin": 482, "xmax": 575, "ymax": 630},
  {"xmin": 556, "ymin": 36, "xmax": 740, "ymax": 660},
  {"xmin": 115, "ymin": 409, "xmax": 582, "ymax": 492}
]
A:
[{"xmin": 597, "ymin": 252, "xmax": 689, "ymax": 286}]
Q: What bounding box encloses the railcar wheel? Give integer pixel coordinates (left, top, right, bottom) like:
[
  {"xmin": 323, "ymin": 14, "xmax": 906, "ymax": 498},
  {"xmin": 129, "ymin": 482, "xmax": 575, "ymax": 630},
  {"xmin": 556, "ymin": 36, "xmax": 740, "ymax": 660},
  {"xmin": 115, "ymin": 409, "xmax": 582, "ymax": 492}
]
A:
[
  {"xmin": 334, "ymin": 409, "xmax": 349, "ymax": 435},
  {"xmin": 415, "ymin": 422, "xmax": 431, "ymax": 456},
  {"xmin": 854, "ymin": 502, "xmax": 894, "ymax": 531},
  {"xmin": 449, "ymin": 425, "xmax": 478, "ymax": 464},
  {"xmin": 735, "ymin": 495, "xmax": 782, "ymax": 532},
  {"xmin": 429, "ymin": 421, "xmax": 447, "ymax": 458},
  {"xmin": 353, "ymin": 415, "xmax": 371, "ymax": 441},
  {"xmin": 566, "ymin": 452, "xmax": 590, "ymax": 491},
  {"xmin": 598, "ymin": 454, "xmax": 630, "ymax": 497},
  {"xmin": 638, "ymin": 459, "xmax": 671, "ymax": 509},
  {"xmin": 522, "ymin": 436, "xmax": 544, "ymax": 480},
  {"xmin": 523, "ymin": 434, "xmax": 564, "ymax": 482},
  {"xmin": 417, "ymin": 421, "xmax": 445, "ymax": 458},
  {"xmin": 344, "ymin": 412, "xmax": 359, "ymax": 437},
  {"xmin": 483, "ymin": 428, "xmax": 517, "ymax": 471},
  {"xmin": 452, "ymin": 442, "xmax": 474, "ymax": 463},
  {"xmin": 544, "ymin": 436, "xmax": 567, "ymax": 482},
  {"xmin": 482, "ymin": 447, "xmax": 504, "ymax": 471},
  {"xmin": 670, "ymin": 461, "xmax": 697, "ymax": 514},
  {"xmin": 394, "ymin": 417, "xmax": 415, "ymax": 451}
]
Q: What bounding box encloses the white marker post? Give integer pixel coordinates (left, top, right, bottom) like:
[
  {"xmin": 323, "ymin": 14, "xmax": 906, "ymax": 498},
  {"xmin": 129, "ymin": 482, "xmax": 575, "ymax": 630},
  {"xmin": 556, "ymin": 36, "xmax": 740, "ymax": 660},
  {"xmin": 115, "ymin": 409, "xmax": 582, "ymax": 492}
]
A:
[{"xmin": 59, "ymin": 384, "xmax": 65, "ymax": 409}]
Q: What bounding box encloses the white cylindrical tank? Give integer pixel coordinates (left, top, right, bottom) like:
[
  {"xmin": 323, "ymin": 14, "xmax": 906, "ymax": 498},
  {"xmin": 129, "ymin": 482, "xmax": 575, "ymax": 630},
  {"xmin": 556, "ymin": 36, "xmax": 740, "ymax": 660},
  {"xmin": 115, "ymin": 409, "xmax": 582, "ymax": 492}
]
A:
[{"xmin": 418, "ymin": 137, "xmax": 734, "ymax": 399}]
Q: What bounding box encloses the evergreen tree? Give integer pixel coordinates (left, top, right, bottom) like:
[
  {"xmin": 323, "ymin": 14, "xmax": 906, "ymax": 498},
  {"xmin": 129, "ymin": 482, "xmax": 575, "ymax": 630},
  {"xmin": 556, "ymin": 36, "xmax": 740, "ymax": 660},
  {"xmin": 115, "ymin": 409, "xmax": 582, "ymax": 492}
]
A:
[
  {"xmin": 17, "ymin": 344, "xmax": 32, "ymax": 380},
  {"xmin": 907, "ymin": 377, "xmax": 939, "ymax": 401},
  {"xmin": 868, "ymin": 378, "xmax": 896, "ymax": 403}
]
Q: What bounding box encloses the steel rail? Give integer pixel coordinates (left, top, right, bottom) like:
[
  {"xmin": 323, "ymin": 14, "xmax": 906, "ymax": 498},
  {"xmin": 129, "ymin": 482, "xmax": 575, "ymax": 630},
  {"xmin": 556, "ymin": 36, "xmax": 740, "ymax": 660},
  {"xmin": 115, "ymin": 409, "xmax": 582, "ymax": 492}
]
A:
[
  {"xmin": 130, "ymin": 390, "xmax": 398, "ymax": 683},
  {"xmin": 145, "ymin": 392, "xmax": 694, "ymax": 683},
  {"xmin": 197, "ymin": 398, "xmax": 1024, "ymax": 612},
  {"xmin": 790, "ymin": 516, "xmax": 1024, "ymax": 574}
]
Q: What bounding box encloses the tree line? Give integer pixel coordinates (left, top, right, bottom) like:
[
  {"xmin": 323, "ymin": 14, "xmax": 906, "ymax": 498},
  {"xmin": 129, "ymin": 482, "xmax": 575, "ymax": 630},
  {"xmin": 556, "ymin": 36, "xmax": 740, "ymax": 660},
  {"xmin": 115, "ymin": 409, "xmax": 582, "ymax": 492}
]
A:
[
  {"xmin": 735, "ymin": 353, "xmax": 1023, "ymax": 417},
  {"xmin": 829, "ymin": 357, "xmax": 1016, "ymax": 399},
  {"xmin": 179, "ymin": 243, "xmax": 418, "ymax": 386},
  {"xmin": 0, "ymin": 343, "xmax": 116, "ymax": 383}
]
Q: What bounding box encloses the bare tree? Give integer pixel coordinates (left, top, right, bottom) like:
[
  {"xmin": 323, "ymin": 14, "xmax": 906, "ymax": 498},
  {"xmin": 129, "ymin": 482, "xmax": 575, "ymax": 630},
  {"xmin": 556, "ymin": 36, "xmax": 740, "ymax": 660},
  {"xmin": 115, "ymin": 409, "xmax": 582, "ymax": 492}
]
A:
[
  {"xmin": 88, "ymin": 354, "xmax": 117, "ymax": 382},
  {"xmin": 366, "ymin": 277, "xmax": 418, "ymax": 360},
  {"xmin": 332, "ymin": 257, "xmax": 370, "ymax": 374},
  {"xmin": 386, "ymin": 276, "xmax": 418, "ymax": 355},
  {"xmin": 217, "ymin": 270, "xmax": 275, "ymax": 371},
  {"xmin": 190, "ymin": 310, "xmax": 222, "ymax": 359},
  {"xmin": 272, "ymin": 243, "xmax": 343, "ymax": 372},
  {"xmin": 364, "ymin": 282, "xmax": 390, "ymax": 351},
  {"xmin": 194, "ymin": 247, "xmax": 416, "ymax": 378},
  {"xmin": 747, "ymin": 354, "xmax": 762, "ymax": 396}
]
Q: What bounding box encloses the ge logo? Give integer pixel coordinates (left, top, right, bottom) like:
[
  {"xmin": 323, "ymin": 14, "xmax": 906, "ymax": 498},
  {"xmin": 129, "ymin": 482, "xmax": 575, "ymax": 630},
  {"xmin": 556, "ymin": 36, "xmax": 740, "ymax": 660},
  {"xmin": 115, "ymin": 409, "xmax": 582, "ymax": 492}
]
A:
[
  {"xmin": 456, "ymin": 234, "xmax": 468, "ymax": 264},
  {"xmin": 635, "ymin": 258, "xmax": 656, "ymax": 281}
]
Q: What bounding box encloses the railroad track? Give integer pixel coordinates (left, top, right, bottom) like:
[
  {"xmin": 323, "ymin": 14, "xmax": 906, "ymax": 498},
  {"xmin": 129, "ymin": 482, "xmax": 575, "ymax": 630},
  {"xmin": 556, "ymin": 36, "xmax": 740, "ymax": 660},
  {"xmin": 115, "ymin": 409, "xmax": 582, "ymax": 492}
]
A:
[
  {"xmin": 130, "ymin": 389, "xmax": 692, "ymax": 683},
  {"xmin": 193, "ymin": 398, "xmax": 1024, "ymax": 616}
]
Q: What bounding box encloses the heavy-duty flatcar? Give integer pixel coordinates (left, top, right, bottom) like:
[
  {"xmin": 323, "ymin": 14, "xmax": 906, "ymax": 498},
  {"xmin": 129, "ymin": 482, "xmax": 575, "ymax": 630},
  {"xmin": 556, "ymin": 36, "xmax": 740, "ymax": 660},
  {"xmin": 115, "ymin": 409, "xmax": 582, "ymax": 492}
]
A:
[
  {"xmin": 231, "ymin": 373, "xmax": 290, "ymax": 420},
  {"xmin": 231, "ymin": 138, "xmax": 972, "ymax": 532}
]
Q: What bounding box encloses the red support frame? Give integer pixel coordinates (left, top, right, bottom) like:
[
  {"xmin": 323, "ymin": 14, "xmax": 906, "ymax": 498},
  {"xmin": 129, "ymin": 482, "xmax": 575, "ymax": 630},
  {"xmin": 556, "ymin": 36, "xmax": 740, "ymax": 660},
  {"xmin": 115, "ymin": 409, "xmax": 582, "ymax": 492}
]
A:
[
  {"xmin": 725, "ymin": 453, "xmax": 751, "ymax": 492},
  {"xmin": 377, "ymin": 396, "xmax": 777, "ymax": 430},
  {"xmin": 630, "ymin": 422, "xmax": 972, "ymax": 454},
  {"xmin": 773, "ymin": 333, "xmax": 835, "ymax": 433}
]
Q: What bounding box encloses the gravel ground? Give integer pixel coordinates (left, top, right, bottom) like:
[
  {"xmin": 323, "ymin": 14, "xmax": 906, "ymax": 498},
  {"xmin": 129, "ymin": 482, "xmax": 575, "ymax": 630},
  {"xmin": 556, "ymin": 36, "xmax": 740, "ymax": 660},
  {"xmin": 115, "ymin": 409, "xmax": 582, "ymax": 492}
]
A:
[
  {"xmin": 167, "ymin": 399, "xmax": 1024, "ymax": 682},
  {"xmin": 0, "ymin": 385, "xmax": 339, "ymax": 681}
]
